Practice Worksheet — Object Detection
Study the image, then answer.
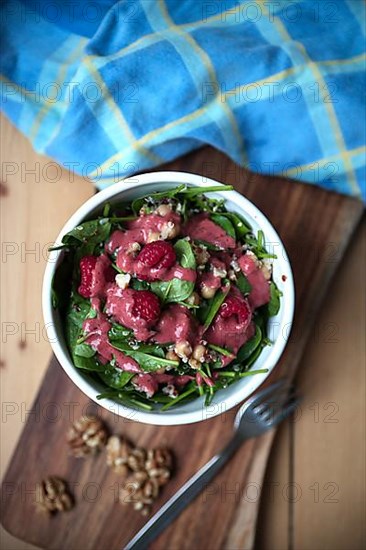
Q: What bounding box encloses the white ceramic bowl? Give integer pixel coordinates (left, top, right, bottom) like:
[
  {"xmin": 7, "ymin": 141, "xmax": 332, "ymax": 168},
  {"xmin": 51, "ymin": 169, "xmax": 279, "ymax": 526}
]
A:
[{"xmin": 43, "ymin": 171, "xmax": 294, "ymax": 425}]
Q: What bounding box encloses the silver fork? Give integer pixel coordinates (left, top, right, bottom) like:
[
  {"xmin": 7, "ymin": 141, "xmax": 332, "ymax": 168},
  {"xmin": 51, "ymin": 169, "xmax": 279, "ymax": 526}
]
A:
[{"xmin": 125, "ymin": 379, "xmax": 299, "ymax": 550}]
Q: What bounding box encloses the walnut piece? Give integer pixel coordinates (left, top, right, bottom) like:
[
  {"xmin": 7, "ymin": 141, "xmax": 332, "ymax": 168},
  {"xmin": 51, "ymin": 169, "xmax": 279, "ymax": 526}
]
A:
[
  {"xmin": 67, "ymin": 415, "xmax": 107, "ymax": 458},
  {"xmin": 145, "ymin": 448, "xmax": 173, "ymax": 486},
  {"xmin": 127, "ymin": 447, "xmax": 147, "ymax": 472},
  {"xmin": 106, "ymin": 435, "xmax": 133, "ymax": 476},
  {"xmin": 36, "ymin": 476, "xmax": 74, "ymax": 514},
  {"xmin": 119, "ymin": 447, "xmax": 173, "ymax": 515}
]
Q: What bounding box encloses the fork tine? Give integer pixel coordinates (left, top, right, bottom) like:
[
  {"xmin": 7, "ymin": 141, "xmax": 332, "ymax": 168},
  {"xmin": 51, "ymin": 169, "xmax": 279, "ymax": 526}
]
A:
[
  {"xmin": 268, "ymin": 397, "xmax": 300, "ymax": 427},
  {"xmin": 253, "ymin": 403, "xmax": 268, "ymax": 415},
  {"xmin": 266, "ymin": 385, "xmax": 297, "ymax": 408},
  {"xmin": 249, "ymin": 379, "xmax": 288, "ymax": 408},
  {"xmin": 253, "ymin": 384, "xmax": 298, "ymax": 419}
]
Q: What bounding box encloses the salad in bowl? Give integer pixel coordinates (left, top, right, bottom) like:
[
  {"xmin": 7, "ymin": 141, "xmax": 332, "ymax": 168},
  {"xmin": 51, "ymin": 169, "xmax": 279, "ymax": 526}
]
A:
[{"xmin": 44, "ymin": 172, "xmax": 294, "ymax": 425}]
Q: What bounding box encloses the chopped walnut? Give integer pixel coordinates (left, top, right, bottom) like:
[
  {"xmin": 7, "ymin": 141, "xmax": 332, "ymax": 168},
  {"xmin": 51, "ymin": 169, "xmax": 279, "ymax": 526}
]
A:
[
  {"xmin": 186, "ymin": 291, "xmax": 200, "ymax": 306},
  {"xmin": 115, "ymin": 273, "xmax": 131, "ymax": 289},
  {"xmin": 193, "ymin": 245, "xmax": 210, "ymax": 266},
  {"xmin": 162, "ymin": 384, "xmax": 178, "ymax": 398},
  {"xmin": 261, "ymin": 259, "xmax": 272, "ymax": 280},
  {"xmin": 126, "ymin": 241, "xmax": 141, "ymax": 254},
  {"xmin": 160, "ymin": 221, "xmax": 180, "ymax": 240},
  {"xmin": 127, "ymin": 447, "xmax": 147, "ymax": 472},
  {"xmin": 106, "ymin": 435, "xmax": 133, "ymax": 476},
  {"xmin": 67, "ymin": 415, "xmax": 107, "ymax": 457},
  {"xmin": 119, "ymin": 447, "xmax": 173, "ymax": 515},
  {"xmin": 200, "ymin": 283, "xmax": 217, "ymax": 300},
  {"xmin": 230, "ymin": 259, "xmax": 240, "ymax": 272},
  {"xmin": 147, "ymin": 231, "xmax": 161, "ymax": 243},
  {"xmin": 246, "ymin": 249, "xmax": 261, "ymax": 266},
  {"xmin": 36, "ymin": 476, "xmax": 74, "ymax": 514},
  {"xmin": 188, "ymin": 357, "xmax": 201, "ymax": 369},
  {"xmin": 145, "ymin": 448, "xmax": 172, "ymax": 486},
  {"xmin": 120, "ymin": 474, "xmax": 160, "ymax": 516},
  {"xmin": 174, "ymin": 340, "xmax": 192, "ymax": 362},
  {"xmin": 192, "ymin": 344, "xmax": 206, "ymax": 363},
  {"xmin": 212, "ymin": 266, "xmax": 227, "ymax": 278},
  {"xmin": 156, "ymin": 203, "xmax": 172, "ymax": 217}
]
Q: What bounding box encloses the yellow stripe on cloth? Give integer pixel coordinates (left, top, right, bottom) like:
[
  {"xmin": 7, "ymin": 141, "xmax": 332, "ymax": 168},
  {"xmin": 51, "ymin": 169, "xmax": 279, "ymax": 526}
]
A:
[
  {"xmin": 92, "ymin": 64, "xmax": 298, "ymax": 178},
  {"xmin": 321, "ymin": 52, "xmax": 366, "ymax": 67},
  {"xmin": 157, "ymin": 0, "xmax": 246, "ymax": 165},
  {"xmin": 86, "ymin": 2, "xmax": 245, "ymax": 67},
  {"xmin": 257, "ymin": 0, "xmax": 361, "ymax": 198},
  {"xmin": 82, "ymin": 56, "xmax": 164, "ymax": 165},
  {"xmin": 91, "ymin": 49, "xmax": 365, "ymax": 180},
  {"xmin": 278, "ymin": 145, "xmax": 366, "ymax": 178},
  {"xmin": 29, "ymin": 38, "xmax": 87, "ymax": 142}
]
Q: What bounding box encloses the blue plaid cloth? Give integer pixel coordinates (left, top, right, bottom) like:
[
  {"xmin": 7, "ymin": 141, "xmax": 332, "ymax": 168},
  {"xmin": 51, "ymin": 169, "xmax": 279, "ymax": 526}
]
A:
[{"xmin": 1, "ymin": 0, "xmax": 365, "ymax": 199}]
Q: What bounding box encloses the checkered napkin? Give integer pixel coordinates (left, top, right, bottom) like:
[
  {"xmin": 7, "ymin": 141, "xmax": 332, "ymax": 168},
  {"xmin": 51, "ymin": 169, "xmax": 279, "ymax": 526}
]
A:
[{"xmin": 1, "ymin": 0, "xmax": 365, "ymax": 199}]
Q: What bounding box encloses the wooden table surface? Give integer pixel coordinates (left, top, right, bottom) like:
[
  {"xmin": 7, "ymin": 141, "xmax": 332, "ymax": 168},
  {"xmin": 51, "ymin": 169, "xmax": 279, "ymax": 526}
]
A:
[{"xmin": 0, "ymin": 114, "xmax": 365, "ymax": 550}]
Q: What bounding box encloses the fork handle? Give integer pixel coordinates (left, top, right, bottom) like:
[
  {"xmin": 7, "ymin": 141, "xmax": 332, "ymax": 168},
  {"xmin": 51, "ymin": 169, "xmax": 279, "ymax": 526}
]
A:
[{"xmin": 124, "ymin": 436, "xmax": 242, "ymax": 550}]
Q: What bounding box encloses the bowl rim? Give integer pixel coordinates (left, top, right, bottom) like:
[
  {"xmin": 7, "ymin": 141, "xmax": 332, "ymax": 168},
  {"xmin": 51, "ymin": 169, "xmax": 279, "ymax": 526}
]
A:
[{"xmin": 42, "ymin": 170, "xmax": 295, "ymax": 425}]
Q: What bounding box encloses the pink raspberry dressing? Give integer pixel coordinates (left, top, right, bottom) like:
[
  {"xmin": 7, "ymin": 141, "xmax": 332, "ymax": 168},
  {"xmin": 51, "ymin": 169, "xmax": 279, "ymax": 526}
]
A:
[
  {"xmin": 183, "ymin": 212, "xmax": 236, "ymax": 249},
  {"xmin": 238, "ymin": 254, "xmax": 270, "ymax": 308},
  {"xmin": 105, "ymin": 286, "xmax": 156, "ymax": 341},
  {"xmin": 82, "ymin": 314, "xmax": 141, "ymax": 373}
]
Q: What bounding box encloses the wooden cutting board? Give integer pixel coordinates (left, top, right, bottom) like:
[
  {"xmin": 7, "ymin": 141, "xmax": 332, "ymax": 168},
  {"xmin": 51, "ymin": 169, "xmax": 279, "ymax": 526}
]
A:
[{"xmin": 1, "ymin": 148, "xmax": 363, "ymax": 550}]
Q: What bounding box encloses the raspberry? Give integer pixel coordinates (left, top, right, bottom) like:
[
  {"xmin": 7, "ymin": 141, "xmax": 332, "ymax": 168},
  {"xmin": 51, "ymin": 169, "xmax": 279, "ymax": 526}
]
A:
[
  {"xmin": 78, "ymin": 255, "xmax": 98, "ymax": 298},
  {"xmin": 137, "ymin": 241, "xmax": 176, "ymax": 270},
  {"xmin": 220, "ymin": 295, "xmax": 251, "ymax": 324},
  {"xmin": 132, "ymin": 290, "xmax": 160, "ymax": 323}
]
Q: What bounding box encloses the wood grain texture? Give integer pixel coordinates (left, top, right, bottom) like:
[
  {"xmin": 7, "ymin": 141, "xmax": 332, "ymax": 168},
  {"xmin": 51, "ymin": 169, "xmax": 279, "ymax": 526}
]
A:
[
  {"xmin": 1, "ymin": 115, "xmax": 365, "ymax": 550},
  {"xmin": 292, "ymin": 219, "xmax": 366, "ymax": 550}
]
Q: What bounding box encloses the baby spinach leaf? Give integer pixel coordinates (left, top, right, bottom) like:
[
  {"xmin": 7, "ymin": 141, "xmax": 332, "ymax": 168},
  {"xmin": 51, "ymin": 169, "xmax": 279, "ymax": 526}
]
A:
[
  {"xmin": 108, "ymin": 335, "xmax": 168, "ymax": 356},
  {"xmin": 210, "ymin": 214, "xmax": 236, "ymax": 239},
  {"xmin": 174, "ymin": 238, "xmax": 196, "ymax": 267},
  {"xmin": 188, "ymin": 195, "xmax": 225, "ymax": 214},
  {"xmin": 64, "ymin": 291, "xmax": 102, "ymax": 371},
  {"xmin": 223, "ymin": 212, "xmax": 251, "ymax": 239},
  {"xmin": 110, "ymin": 341, "xmax": 179, "ymax": 372},
  {"xmin": 267, "ymin": 281, "xmax": 282, "ymax": 317},
  {"xmin": 150, "ymin": 239, "xmax": 196, "ymax": 303},
  {"xmin": 202, "ymin": 284, "xmax": 230, "ymax": 331},
  {"xmin": 98, "ymin": 368, "xmax": 134, "ymax": 390},
  {"xmin": 74, "ymin": 343, "xmax": 96, "ymax": 358},
  {"xmin": 108, "ymin": 323, "xmax": 133, "ymax": 341},
  {"xmin": 236, "ymin": 272, "xmax": 252, "ymax": 295},
  {"xmin": 236, "ymin": 325, "xmax": 262, "ymax": 364},
  {"xmin": 130, "ymin": 279, "xmax": 150, "ymax": 291},
  {"xmin": 61, "ymin": 219, "xmax": 112, "ymax": 254},
  {"xmin": 73, "ymin": 354, "xmax": 102, "ymax": 371},
  {"xmin": 65, "ymin": 292, "xmax": 90, "ymax": 342}
]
